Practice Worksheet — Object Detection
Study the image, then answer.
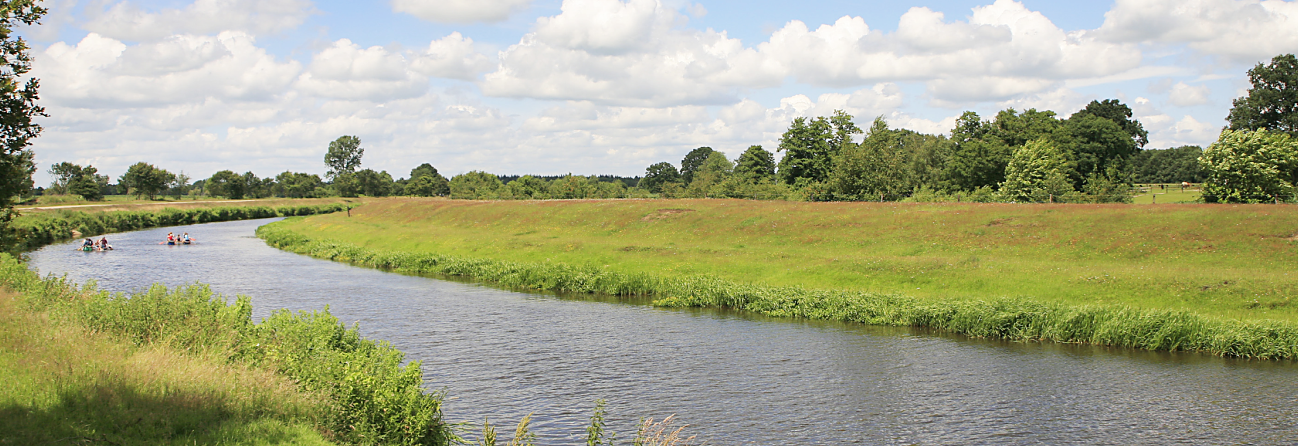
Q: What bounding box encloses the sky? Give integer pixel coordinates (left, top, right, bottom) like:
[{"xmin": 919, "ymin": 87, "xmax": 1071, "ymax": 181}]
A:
[{"xmin": 19, "ymin": 0, "xmax": 1298, "ymax": 185}]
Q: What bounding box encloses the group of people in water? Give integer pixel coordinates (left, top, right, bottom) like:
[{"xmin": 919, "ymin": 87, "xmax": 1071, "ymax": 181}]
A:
[
  {"xmin": 81, "ymin": 236, "xmax": 112, "ymax": 251},
  {"xmin": 165, "ymin": 232, "xmax": 193, "ymax": 245},
  {"xmin": 78, "ymin": 231, "xmax": 196, "ymax": 251}
]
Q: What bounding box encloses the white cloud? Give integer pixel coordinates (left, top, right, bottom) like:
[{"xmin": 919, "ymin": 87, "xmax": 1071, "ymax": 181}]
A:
[
  {"xmin": 83, "ymin": 0, "xmax": 315, "ymax": 41},
  {"xmin": 410, "ymin": 33, "xmax": 494, "ymax": 80},
  {"xmin": 295, "ymin": 39, "xmax": 429, "ymax": 101},
  {"xmin": 1097, "ymin": 0, "xmax": 1298, "ymax": 62},
  {"xmin": 36, "ymin": 32, "xmax": 301, "ymax": 108},
  {"xmin": 1168, "ymin": 82, "xmax": 1211, "ymax": 106},
  {"xmin": 391, "ymin": 0, "xmax": 531, "ymax": 24}
]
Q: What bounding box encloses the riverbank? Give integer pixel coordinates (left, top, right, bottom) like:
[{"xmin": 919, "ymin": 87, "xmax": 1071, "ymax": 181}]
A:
[
  {"xmin": 0, "ymin": 253, "xmax": 454, "ymax": 445},
  {"xmin": 258, "ymin": 198, "xmax": 1298, "ymax": 358}
]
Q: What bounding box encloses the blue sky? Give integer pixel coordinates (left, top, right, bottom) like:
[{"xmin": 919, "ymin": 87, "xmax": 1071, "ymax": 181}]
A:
[{"xmin": 23, "ymin": 0, "xmax": 1298, "ymax": 184}]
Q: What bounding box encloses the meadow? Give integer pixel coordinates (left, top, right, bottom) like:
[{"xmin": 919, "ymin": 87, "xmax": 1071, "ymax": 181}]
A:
[{"xmin": 258, "ymin": 197, "xmax": 1298, "ymax": 358}]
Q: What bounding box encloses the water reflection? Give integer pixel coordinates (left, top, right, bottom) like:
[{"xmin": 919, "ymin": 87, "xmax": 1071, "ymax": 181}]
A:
[{"xmin": 27, "ymin": 218, "xmax": 1298, "ymax": 445}]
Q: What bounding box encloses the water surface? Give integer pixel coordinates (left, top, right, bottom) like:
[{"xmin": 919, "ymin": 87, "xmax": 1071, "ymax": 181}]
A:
[{"xmin": 28, "ymin": 219, "xmax": 1298, "ymax": 444}]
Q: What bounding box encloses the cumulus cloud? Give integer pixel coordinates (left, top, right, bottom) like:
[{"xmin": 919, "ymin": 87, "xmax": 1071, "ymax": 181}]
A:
[
  {"xmin": 410, "ymin": 33, "xmax": 495, "ymax": 80},
  {"xmin": 392, "ymin": 0, "xmax": 531, "ymax": 23},
  {"xmin": 36, "ymin": 32, "xmax": 302, "ymax": 108},
  {"xmin": 1168, "ymin": 82, "xmax": 1211, "ymax": 106},
  {"xmin": 83, "ymin": 0, "xmax": 315, "ymax": 41},
  {"xmin": 481, "ymin": 0, "xmax": 1141, "ymax": 106},
  {"xmin": 295, "ymin": 39, "xmax": 429, "ymax": 101},
  {"xmin": 1097, "ymin": 0, "xmax": 1298, "ymax": 62}
]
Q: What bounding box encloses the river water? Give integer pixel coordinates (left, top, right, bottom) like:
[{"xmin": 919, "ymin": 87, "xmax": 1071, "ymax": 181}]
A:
[{"xmin": 27, "ymin": 219, "xmax": 1298, "ymax": 445}]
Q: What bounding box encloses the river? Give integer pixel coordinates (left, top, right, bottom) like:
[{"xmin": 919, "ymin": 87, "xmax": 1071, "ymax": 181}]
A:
[{"xmin": 27, "ymin": 219, "xmax": 1298, "ymax": 445}]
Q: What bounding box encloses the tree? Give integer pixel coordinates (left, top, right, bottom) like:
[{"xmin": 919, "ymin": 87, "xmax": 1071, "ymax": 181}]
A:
[
  {"xmin": 1131, "ymin": 146, "xmax": 1205, "ymax": 183},
  {"xmin": 324, "ymin": 135, "xmax": 364, "ymax": 180},
  {"xmin": 47, "ymin": 161, "xmax": 79, "ymax": 194},
  {"xmin": 206, "ymin": 170, "xmax": 245, "ymax": 199},
  {"xmin": 640, "ymin": 162, "xmax": 681, "ymax": 193},
  {"xmin": 406, "ymin": 163, "xmax": 449, "ymax": 196},
  {"xmin": 999, "ymin": 139, "xmax": 1075, "ymax": 203},
  {"xmin": 734, "ymin": 145, "xmax": 776, "ymax": 182},
  {"xmin": 355, "ymin": 169, "xmax": 394, "ymax": 197},
  {"xmin": 121, "ymin": 162, "xmax": 173, "ymax": 200},
  {"xmin": 0, "ymin": 1, "xmax": 46, "ymax": 252},
  {"xmin": 777, "ymin": 111, "xmax": 861, "ymax": 185},
  {"xmin": 170, "ymin": 171, "xmax": 191, "ymax": 199},
  {"xmin": 1071, "ymin": 99, "xmax": 1148, "ymax": 148},
  {"xmin": 1227, "ymin": 54, "xmax": 1298, "ymax": 137},
  {"xmin": 943, "ymin": 111, "xmax": 1013, "ymax": 191},
  {"xmin": 684, "ymin": 152, "xmax": 733, "ymax": 197},
  {"xmin": 500, "ymin": 175, "xmax": 548, "ymax": 199},
  {"xmin": 830, "ymin": 117, "xmax": 912, "ymax": 200},
  {"xmin": 1054, "ymin": 113, "xmax": 1138, "ymax": 188},
  {"xmin": 449, "ymin": 171, "xmax": 502, "ymax": 199},
  {"xmin": 679, "ymin": 147, "xmax": 715, "ymax": 184},
  {"xmin": 1200, "ymin": 129, "xmax": 1298, "ymax": 203}
]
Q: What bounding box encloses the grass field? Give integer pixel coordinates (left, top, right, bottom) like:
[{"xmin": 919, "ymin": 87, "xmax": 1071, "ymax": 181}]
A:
[
  {"xmin": 272, "ymin": 198, "xmax": 1298, "ymax": 323},
  {"xmin": 1131, "ymin": 184, "xmax": 1203, "ymax": 204},
  {"xmin": 17, "ymin": 196, "xmax": 357, "ymax": 214}
]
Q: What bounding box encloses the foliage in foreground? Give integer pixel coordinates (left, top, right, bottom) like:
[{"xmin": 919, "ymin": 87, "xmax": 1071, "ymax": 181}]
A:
[
  {"xmin": 0, "ymin": 253, "xmax": 454, "ymax": 445},
  {"xmin": 8, "ymin": 202, "xmax": 346, "ymax": 253},
  {"xmin": 259, "ymin": 221, "xmax": 1298, "ymax": 360}
]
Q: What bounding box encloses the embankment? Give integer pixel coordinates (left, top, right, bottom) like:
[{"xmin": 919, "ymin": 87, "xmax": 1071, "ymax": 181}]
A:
[
  {"xmin": 258, "ymin": 198, "xmax": 1298, "ymax": 359},
  {"xmin": 0, "ymin": 252, "xmax": 454, "ymax": 445}
]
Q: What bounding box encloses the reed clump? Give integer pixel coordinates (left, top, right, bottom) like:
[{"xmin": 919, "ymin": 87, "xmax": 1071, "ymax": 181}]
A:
[
  {"xmin": 0, "ymin": 252, "xmax": 455, "ymax": 445},
  {"xmin": 259, "ymin": 221, "xmax": 1298, "ymax": 359}
]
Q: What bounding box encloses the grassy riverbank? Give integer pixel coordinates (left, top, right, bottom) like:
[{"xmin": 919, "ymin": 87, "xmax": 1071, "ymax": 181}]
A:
[
  {"xmin": 0, "ymin": 254, "xmax": 454, "ymax": 445},
  {"xmin": 259, "ymin": 198, "xmax": 1298, "ymax": 358}
]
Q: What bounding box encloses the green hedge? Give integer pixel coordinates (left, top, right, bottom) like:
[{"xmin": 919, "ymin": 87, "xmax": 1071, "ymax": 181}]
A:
[
  {"xmin": 258, "ymin": 221, "xmax": 1298, "ymax": 360},
  {"xmin": 12, "ymin": 203, "xmax": 347, "ymax": 252},
  {"xmin": 0, "ymin": 253, "xmax": 455, "ymax": 445}
]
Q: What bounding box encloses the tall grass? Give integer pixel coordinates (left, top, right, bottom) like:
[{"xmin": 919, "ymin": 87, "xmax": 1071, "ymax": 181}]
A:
[
  {"xmin": 10, "ymin": 203, "xmax": 346, "ymax": 252},
  {"xmin": 0, "ymin": 252, "xmax": 455, "ymax": 445},
  {"xmin": 259, "ymin": 221, "xmax": 1298, "ymax": 359}
]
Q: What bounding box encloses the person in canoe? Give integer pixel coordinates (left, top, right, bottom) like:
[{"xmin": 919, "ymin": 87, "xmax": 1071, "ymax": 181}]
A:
[
  {"xmin": 182, "ymin": 232, "xmax": 193, "ymax": 244},
  {"xmin": 166, "ymin": 232, "xmax": 176, "ymax": 245},
  {"xmin": 81, "ymin": 238, "xmax": 94, "ymax": 251},
  {"xmin": 96, "ymin": 236, "xmax": 112, "ymax": 251}
]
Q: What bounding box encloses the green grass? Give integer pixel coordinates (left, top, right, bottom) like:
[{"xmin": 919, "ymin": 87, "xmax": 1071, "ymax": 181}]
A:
[
  {"xmin": 0, "ymin": 288, "xmax": 334, "ymax": 446},
  {"xmin": 1131, "ymin": 184, "xmax": 1203, "ymax": 204},
  {"xmin": 253, "ymin": 198, "xmax": 1298, "ymax": 359},
  {"xmin": 272, "ymin": 198, "xmax": 1298, "ymax": 323},
  {"xmin": 0, "ymin": 253, "xmax": 456, "ymax": 445}
]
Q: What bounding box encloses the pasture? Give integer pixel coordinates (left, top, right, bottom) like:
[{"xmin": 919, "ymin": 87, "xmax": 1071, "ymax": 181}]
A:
[{"xmin": 274, "ymin": 198, "xmax": 1298, "ymax": 323}]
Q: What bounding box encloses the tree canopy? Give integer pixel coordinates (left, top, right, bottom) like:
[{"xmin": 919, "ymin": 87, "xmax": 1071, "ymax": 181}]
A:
[
  {"xmin": 680, "ymin": 147, "xmax": 716, "ymax": 184},
  {"xmin": 1200, "ymin": 129, "xmax": 1298, "ymax": 203},
  {"xmin": 324, "ymin": 135, "xmax": 364, "ymax": 180},
  {"xmin": 121, "ymin": 162, "xmax": 174, "ymax": 200},
  {"xmin": 1227, "ymin": 54, "xmax": 1298, "ymax": 137},
  {"xmin": 0, "ymin": 0, "xmax": 46, "ymax": 252}
]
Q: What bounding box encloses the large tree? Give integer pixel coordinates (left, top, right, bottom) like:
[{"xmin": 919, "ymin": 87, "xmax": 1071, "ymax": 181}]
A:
[
  {"xmin": 999, "ymin": 139, "xmax": 1075, "ymax": 203},
  {"xmin": 206, "ymin": 170, "xmax": 246, "ymax": 199},
  {"xmin": 640, "ymin": 161, "xmax": 681, "ymax": 193},
  {"xmin": 1071, "ymin": 99, "xmax": 1148, "ymax": 148},
  {"xmin": 406, "ymin": 163, "xmax": 449, "ymax": 196},
  {"xmin": 121, "ymin": 162, "xmax": 173, "ymax": 200},
  {"xmin": 943, "ymin": 111, "xmax": 1012, "ymax": 191},
  {"xmin": 0, "ymin": 1, "xmax": 46, "ymax": 252},
  {"xmin": 1200, "ymin": 129, "xmax": 1298, "ymax": 203},
  {"xmin": 777, "ymin": 111, "xmax": 861, "ymax": 185},
  {"xmin": 734, "ymin": 145, "xmax": 776, "ymax": 182},
  {"xmin": 679, "ymin": 147, "xmax": 716, "ymax": 184},
  {"xmin": 324, "ymin": 135, "xmax": 364, "ymax": 180},
  {"xmin": 1227, "ymin": 54, "xmax": 1298, "ymax": 137}
]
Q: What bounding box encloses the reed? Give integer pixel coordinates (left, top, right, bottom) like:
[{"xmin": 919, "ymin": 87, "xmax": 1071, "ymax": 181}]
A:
[{"xmin": 258, "ymin": 220, "xmax": 1298, "ymax": 359}]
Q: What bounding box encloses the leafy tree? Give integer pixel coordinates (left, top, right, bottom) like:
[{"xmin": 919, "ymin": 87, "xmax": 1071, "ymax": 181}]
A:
[
  {"xmin": 830, "ymin": 118, "xmax": 912, "ymax": 201},
  {"xmin": 679, "ymin": 147, "xmax": 716, "ymax": 184},
  {"xmin": 355, "ymin": 169, "xmax": 394, "ymax": 197},
  {"xmin": 449, "ymin": 171, "xmax": 502, "ymax": 199},
  {"xmin": 1071, "ymin": 99, "xmax": 1148, "ymax": 148},
  {"xmin": 500, "ymin": 175, "xmax": 548, "ymax": 199},
  {"xmin": 1131, "ymin": 146, "xmax": 1205, "ymax": 183},
  {"xmin": 206, "ymin": 170, "xmax": 245, "ymax": 199},
  {"xmin": 943, "ymin": 111, "xmax": 1013, "ymax": 191},
  {"xmin": 169, "ymin": 171, "xmax": 191, "ymax": 199},
  {"xmin": 999, "ymin": 139, "xmax": 1075, "ymax": 203},
  {"xmin": 0, "ymin": 1, "xmax": 46, "ymax": 252},
  {"xmin": 640, "ymin": 162, "xmax": 681, "ymax": 193},
  {"xmin": 1227, "ymin": 54, "xmax": 1298, "ymax": 137},
  {"xmin": 777, "ymin": 111, "xmax": 861, "ymax": 185},
  {"xmin": 121, "ymin": 162, "xmax": 174, "ymax": 200},
  {"xmin": 1054, "ymin": 113, "xmax": 1138, "ymax": 188},
  {"xmin": 734, "ymin": 145, "xmax": 776, "ymax": 182},
  {"xmin": 684, "ymin": 151, "xmax": 734, "ymax": 197},
  {"xmin": 46, "ymin": 162, "xmax": 107, "ymax": 200},
  {"xmin": 989, "ymin": 108, "xmax": 1061, "ymax": 148},
  {"xmin": 332, "ymin": 172, "xmax": 360, "ymax": 197},
  {"xmin": 46, "ymin": 161, "xmax": 79, "ymax": 194},
  {"xmin": 324, "ymin": 135, "xmax": 364, "ymax": 180},
  {"xmin": 274, "ymin": 171, "xmax": 325, "ymax": 198},
  {"xmin": 1200, "ymin": 129, "xmax": 1298, "ymax": 203},
  {"xmin": 67, "ymin": 173, "xmax": 102, "ymax": 201}
]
